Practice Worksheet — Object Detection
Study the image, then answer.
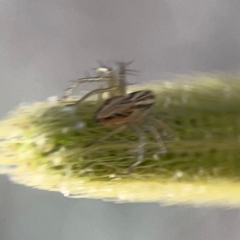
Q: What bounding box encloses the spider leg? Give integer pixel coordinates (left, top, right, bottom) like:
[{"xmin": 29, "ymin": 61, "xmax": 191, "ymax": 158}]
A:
[
  {"xmin": 105, "ymin": 71, "xmax": 119, "ymax": 98},
  {"xmin": 67, "ymin": 86, "xmax": 120, "ymax": 107},
  {"xmin": 60, "ymin": 77, "xmax": 111, "ymax": 100},
  {"xmin": 95, "ymin": 66, "xmax": 118, "ymax": 97},
  {"xmin": 152, "ymin": 117, "xmax": 175, "ymax": 137},
  {"xmin": 97, "ymin": 82, "xmax": 104, "ymax": 102},
  {"xmin": 94, "ymin": 62, "xmax": 119, "ymax": 98},
  {"xmin": 128, "ymin": 126, "xmax": 146, "ymax": 173},
  {"xmin": 146, "ymin": 125, "xmax": 167, "ymax": 154},
  {"xmin": 84, "ymin": 125, "xmax": 126, "ymax": 148},
  {"xmin": 115, "ymin": 61, "xmax": 137, "ymax": 96},
  {"xmin": 61, "ymin": 80, "xmax": 81, "ymax": 100}
]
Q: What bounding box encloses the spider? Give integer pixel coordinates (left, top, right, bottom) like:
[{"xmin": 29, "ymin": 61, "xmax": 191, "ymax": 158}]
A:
[
  {"xmin": 86, "ymin": 89, "xmax": 174, "ymax": 173},
  {"xmin": 61, "ymin": 61, "xmax": 174, "ymax": 172}
]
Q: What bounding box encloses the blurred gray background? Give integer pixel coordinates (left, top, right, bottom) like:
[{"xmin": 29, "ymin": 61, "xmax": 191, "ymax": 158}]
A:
[{"xmin": 1, "ymin": 1, "xmax": 240, "ymax": 239}]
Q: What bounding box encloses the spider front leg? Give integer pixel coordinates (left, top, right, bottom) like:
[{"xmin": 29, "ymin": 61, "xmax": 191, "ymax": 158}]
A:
[
  {"xmin": 94, "ymin": 65, "xmax": 117, "ymax": 100},
  {"xmin": 66, "ymin": 86, "xmax": 119, "ymax": 107},
  {"xmin": 61, "ymin": 80, "xmax": 81, "ymax": 100},
  {"xmin": 115, "ymin": 61, "xmax": 139, "ymax": 96},
  {"xmin": 97, "ymin": 82, "xmax": 104, "ymax": 102},
  {"xmin": 60, "ymin": 77, "xmax": 111, "ymax": 101}
]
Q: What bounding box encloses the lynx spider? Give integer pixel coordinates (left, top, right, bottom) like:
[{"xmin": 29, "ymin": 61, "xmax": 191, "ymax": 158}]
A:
[{"xmin": 61, "ymin": 61, "xmax": 174, "ymax": 172}]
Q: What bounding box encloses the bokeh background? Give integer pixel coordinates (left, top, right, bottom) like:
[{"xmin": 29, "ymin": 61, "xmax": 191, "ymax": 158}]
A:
[{"xmin": 1, "ymin": 1, "xmax": 240, "ymax": 239}]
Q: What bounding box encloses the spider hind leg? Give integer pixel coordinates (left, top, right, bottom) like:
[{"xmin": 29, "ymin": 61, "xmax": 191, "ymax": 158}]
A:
[{"xmin": 128, "ymin": 126, "xmax": 146, "ymax": 173}]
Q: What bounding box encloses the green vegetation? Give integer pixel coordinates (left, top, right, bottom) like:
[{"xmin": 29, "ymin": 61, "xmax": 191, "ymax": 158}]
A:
[{"xmin": 1, "ymin": 74, "xmax": 240, "ymax": 206}]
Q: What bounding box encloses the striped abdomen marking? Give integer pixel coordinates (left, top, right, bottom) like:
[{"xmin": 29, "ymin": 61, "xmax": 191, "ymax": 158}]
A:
[
  {"xmin": 94, "ymin": 90, "xmax": 156, "ymax": 126},
  {"xmin": 124, "ymin": 90, "xmax": 155, "ymax": 108}
]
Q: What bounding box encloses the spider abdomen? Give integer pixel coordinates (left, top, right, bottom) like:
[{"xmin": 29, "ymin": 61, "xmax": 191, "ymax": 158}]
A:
[{"xmin": 94, "ymin": 90, "xmax": 156, "ymax": 126}]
